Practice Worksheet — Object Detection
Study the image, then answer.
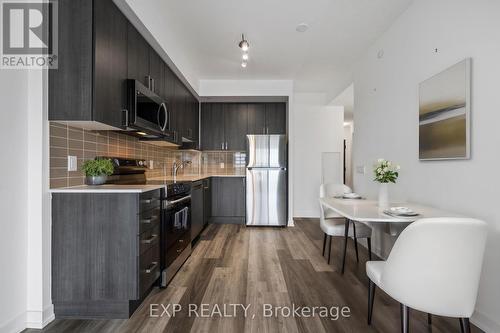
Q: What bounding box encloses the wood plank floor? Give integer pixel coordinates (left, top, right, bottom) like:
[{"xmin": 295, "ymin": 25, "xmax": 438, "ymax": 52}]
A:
[{"xmin": 26, "ymin": 219, "xmax": 483, "ymax": 333}]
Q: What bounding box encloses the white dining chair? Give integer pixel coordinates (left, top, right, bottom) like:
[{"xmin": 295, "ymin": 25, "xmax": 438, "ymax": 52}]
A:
[
  {"xmin": 319, "ymin": 183, "xmax": 372, "ymax": 272},
  {"xmin": 366, "ymin": 217, "xmax": 488, "ymax": 333}
]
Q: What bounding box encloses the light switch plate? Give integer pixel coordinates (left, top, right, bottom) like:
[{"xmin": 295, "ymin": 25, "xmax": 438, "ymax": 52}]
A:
[
  {"xmin": 67, "ymin": 155, "xmax": 77, "ymax": 171},
  {"xmin": 149, "ymin": 160, "xmax": 154, "ymax": 169},
  {"xmin": 356, "ymin": 165, "xmax": 366, "ymax": 174},
  {"xmin": 220, "ymin": 162, "xmax": 225, "ymax": 169}
]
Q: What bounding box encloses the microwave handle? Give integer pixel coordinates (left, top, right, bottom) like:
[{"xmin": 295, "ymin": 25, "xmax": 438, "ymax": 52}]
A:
[{"xmin": 158, "ymin": 103, "xmax": 168, "ymax": 131}]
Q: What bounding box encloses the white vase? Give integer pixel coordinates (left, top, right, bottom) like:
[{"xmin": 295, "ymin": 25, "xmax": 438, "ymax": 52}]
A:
[{"xmin": 378, "ymin": 183, "xmax": 389, "ymax": 208}]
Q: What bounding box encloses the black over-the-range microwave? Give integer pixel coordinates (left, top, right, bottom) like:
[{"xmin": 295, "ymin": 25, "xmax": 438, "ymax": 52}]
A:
[{"xmin": 124, "ymin": 79, "xmax": 174, "ymax": 141}]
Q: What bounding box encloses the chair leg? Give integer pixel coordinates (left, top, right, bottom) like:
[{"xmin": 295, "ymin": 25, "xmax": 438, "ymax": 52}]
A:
[
  {"xmin": 367, "ymin": 280, "xmax": 376, "ymax": 325},
  {"xmin": 341, "ymin": 219, "xmax": 350, "ymax": 274},
  {"xmin": 354, "ymin": 238, "xmax": 359, "ymax": 262},
  {"xmin": 322, "ymin": 233, "xmax": 327, "ymax": 256},
  {"xmin": 460, "ymin": 318, "xmax": 471, "ymax": 333},
  {"xmin": 367, "ymin": 237, "xmax": 372, "ymax": 261},
  {"xmin": 352, "ymin": 222, "xmax": 359, "ymax": 262},
  {"xmin": 328, "ymin": 235, "xmax": 332, "ymax": 264},
  {"xmin": 400, "ymin": 304, "xmax": 410, "ymax": 333},
  {"xmin": 427, "ymin": 313, "xmax": 432, "ymax": 325}
]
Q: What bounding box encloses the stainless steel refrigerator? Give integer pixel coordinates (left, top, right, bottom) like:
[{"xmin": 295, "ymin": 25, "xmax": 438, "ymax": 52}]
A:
[{"xmin": 246, "ymin": 135, "xmax": 287, "ymax": 226}]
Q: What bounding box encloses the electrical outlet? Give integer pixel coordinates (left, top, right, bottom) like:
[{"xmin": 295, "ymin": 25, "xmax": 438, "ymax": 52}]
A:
[
  {"xmin": 149, "ymin": 160, "xmax": 154, "ymax": 169},
  {"xmin": 220, "ymin": 162, "xmax": 225, "ymax": 169},
  {"xmin": 67, "ymin": 155, "xmax": 77, "ymax": 171},
  {"xmin": 356, "ymin": 165, "xmax": 366, "ymax": 174}
]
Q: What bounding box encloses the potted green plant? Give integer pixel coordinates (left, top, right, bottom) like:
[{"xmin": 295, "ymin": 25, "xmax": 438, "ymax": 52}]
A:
[
  {"xmin": 373, "ymin": 158, "xmax": 400, "ymax": 208},
  {"xmin": 81, "ymin": 158, "xmax": 114, "ymax": 185}
]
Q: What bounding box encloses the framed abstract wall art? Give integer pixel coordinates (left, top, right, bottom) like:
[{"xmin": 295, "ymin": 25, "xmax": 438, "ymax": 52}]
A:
[{"xmin": 419, "ymin": 58, "xmax": 471, "ymax": 160}]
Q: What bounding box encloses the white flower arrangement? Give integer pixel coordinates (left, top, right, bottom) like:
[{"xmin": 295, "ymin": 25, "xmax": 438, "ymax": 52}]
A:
[{"xmin": 374, "ymin": 158, "xmax": 400, "ymax": 183}]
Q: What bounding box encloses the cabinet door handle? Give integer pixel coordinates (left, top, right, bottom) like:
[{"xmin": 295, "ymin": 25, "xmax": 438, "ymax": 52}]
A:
[
  {"xmin": 225, "ymin": 142, "xmax": 228, "ymax": 150},
  {"xmin": 262, "ymin": 127, "xmax": 266, "ymax": 134},
  {"xmin": 140, "ymin": 215, "xmax": 158, "ymax": 224},
  {"xmin": 145, "ymin": 262, "xmax": 158, "ymax": 274},
  {"xmin": 141, "ymin": 198, "xmax": 158, "ymax": 204},
  {"xmin": 122, "ymin": 109, "xmax": 129, "ymax": 128},
  {"xmin": 221, "ymin": 142, "xmax": 224, "ymax": 150},
  {"xmin": 141, "ymin": 234, "xmax": 158, "ymax": 244}
]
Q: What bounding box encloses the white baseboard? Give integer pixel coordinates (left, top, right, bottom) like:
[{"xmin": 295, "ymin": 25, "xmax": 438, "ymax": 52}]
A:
[
  {"xmin": 471, "ymin": 310, "xmax": 500, "ymax": 333},
  {"xmin": 26, "ymin": 304, "xmax": 55, "ymax": 329},
  {"xmin": 293, "ymin": 212, "xmax": 320, "ymax": 219},
  {"xmin": 0, "ymin": 305, "xmax": 54, "ymax": 333},
  {"xmin": 0, "ymin": 311, "xmax": 26, "ymax": 333}
]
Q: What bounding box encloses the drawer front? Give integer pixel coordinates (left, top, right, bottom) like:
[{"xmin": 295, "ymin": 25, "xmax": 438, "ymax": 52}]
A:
[
  {"xmin": 139, "ymin": 241, "xmax": 160, "ymax": 297},
  {"xmin": 166, "ymin": 231, "xmax": 190, "ymax": 267},
  {"xmin": 139, "ymin": 190, "xmax": 161, "ymax": 212},
  {"xmin": 139, "ymin": 224, "xmax": 160, "ymax": 255},
  {"xmin": 139, "ymin": 207, "xmax": 161, "ymax": 234}
]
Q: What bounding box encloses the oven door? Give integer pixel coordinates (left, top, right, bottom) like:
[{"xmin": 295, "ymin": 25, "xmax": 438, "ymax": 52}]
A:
[{"xmin": 161, "ymin": 195, "xmax": 191, "ymax": 267}]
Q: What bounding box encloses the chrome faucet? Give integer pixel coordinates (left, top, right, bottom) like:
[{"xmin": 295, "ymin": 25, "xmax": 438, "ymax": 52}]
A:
[{"xmin": 172, "ymin": 160, "xmax": 192, "ymax": 178}]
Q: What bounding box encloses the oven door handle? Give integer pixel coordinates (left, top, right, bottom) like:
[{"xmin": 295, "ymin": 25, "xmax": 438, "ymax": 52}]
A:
[{"xmin": 164, "ymin": 195, "xmax": 191, "ymax": 208}]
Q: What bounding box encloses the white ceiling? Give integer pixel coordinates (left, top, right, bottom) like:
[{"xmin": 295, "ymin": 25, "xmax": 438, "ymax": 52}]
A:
[{"xmin": 123, "ymin": 0, "xmax": 413, "ymax": 99}]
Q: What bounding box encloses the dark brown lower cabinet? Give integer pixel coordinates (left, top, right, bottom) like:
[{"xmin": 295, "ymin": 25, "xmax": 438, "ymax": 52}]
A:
[
  {"xmin": 203, "ymin": 178, "xmax": 212, "ymax": 225},
  {"xmin": 51, "ymin": 189, "xmax": 161, "ymax": 319},
  {"xmin": 191, "ymin": 180, "xmax": 204, "ymax": 241},
  {"xmin": 210, "ymin": 177, "xmax": 246, "ymax": 224}
]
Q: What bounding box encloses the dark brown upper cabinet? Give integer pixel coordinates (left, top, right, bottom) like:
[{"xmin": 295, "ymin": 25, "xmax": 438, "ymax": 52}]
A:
[
  {"xmin": 148, "ymin": 49, "xmax": 164, "ymax": 96},
  {"xmin": 127, "ymin": 24, "xmax": 150, "ymax": 89},
  {"xmin": 49, "ymin": 0, "xmax": 128, "ymax": 129},
  {"xmin": 50, "ymin": 0, "xmax": 200, "ymax": 146},
  {"xmin": 201, "ymin": 103, "xmax": 248, "ymax": 151},
  {"xmin": 186, "ymin": 94, "xmax": 199, "ymax": 144},
  {"xmin": 247, "ymin": 103, "xmax": 266, "ymax": 134},
  {"xmin": 265, "ymin": 103, "xmax": 287, "ymax": 134},
  {"xmin": 201, "ymin": 102, "xmax": 286, "ymax": 151},
  {"xmin": 172, "ymin": 77, "xmax": 186, "ymax": 145},
  {"xmin": 201, "ymin": 103, "xmax": 225, "ymax": 150},
  {"xmin": 128, "ymin": 25, "xmax": 165, "ymax": 97},
  {"xmin": 224, "ymin": 104, "xmax": 248, "ymax": 151}
]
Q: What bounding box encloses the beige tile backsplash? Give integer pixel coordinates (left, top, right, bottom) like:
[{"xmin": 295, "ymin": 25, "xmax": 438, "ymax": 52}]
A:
[{"xmin": 49, "ymin": 122, "xmax": 245, "ymax": 188}]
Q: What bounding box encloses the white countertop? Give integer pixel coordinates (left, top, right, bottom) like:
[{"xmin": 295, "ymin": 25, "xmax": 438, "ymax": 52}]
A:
[{"xmin": 49, "ymin": 184, "xmax": 165, "ymax": 193}]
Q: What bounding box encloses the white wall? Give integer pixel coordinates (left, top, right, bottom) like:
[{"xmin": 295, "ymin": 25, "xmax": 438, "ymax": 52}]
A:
[
  {"xmin": 26, "ymin": 70, "xmax": 53, "ymax": 329},
  {"xmin": 352, "ymin": 0, "xmax": 500, "ymax": 331},
  {"xmin": 0, "ymin": 71, "xmax": 29, "ymax": 333},
  {"xmin": 0, "ymin": 69, "xmax": 50, "ymax": 333},
  {"xmin": 293, "ymin": 93, "xmax": 344, "ymax": 217}
]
